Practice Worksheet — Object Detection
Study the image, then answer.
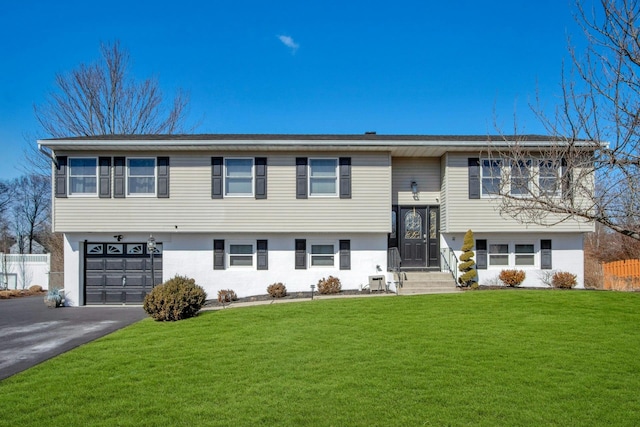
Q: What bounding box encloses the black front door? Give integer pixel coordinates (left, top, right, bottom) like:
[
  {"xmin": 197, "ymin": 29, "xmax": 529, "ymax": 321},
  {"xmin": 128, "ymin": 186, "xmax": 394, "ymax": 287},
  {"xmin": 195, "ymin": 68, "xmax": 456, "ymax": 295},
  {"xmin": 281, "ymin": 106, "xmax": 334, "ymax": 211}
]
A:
[{"xmin": 400, "ymin": 207, "xmax": 426, "ymax": 267}]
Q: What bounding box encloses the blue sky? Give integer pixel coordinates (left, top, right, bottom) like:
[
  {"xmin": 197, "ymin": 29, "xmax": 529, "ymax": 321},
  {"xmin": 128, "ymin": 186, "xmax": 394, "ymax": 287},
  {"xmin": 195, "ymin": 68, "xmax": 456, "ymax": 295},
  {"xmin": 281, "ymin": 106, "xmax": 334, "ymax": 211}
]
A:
[{"xmin": 0, "ymin": 0, "xmax": 582, "ymax": 179}]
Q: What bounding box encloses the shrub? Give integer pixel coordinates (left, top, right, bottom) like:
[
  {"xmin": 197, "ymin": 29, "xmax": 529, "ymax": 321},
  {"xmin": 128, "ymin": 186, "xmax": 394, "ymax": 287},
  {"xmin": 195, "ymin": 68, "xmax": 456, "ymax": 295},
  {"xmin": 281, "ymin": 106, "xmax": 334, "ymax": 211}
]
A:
[
  {"xmin": 267, "ymin": 282, "xmax": 287, "ymax": 298},
  {"xmin": 499, "ymin": 269, "xmax": 526, "ymax": 287},
  {"xmin": 0, "ymin": 291, "xmax": 10, "ymax": 299},
  {"xmin": 143, "ymin": 275, "xmax": 207, "ymax": 321},
  {"xmin": 552, "ymin": 271, "xmax": 577, "ymax": 289},
  {"xmin": 29, "ymin": 285, "xmax": 44, "ymax": 293},
  {"xmin": 458, "ymin": 229, "xmax": 478, "ymax": 287},
  {"xmin": 317, "ymin": 276, "xmax": 341, "ymax": 294},
  {"xmin": 217, "ymin": 289, "xmax": 238, "ymax": 303}
]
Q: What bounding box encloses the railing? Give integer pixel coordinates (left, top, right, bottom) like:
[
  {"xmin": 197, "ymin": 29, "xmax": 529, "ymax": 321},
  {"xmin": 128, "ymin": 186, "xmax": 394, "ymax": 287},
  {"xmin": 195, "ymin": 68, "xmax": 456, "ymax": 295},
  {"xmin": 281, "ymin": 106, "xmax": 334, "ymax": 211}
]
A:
[
  {"xmin": 440, "ymin": 247, "xmax": 459, "ymax": 285},
  {"xmin": 387, "ymin": 247, "xmax": 403, "ymax": 292}
]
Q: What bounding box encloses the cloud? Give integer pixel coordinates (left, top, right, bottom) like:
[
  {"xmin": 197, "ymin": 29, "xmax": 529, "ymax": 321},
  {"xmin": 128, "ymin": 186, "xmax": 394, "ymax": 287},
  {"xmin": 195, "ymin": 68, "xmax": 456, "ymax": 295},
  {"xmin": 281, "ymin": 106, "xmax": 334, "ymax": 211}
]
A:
[{"xmin": 277, "ymin": 35, "xmax": 299, "ymax": 53}]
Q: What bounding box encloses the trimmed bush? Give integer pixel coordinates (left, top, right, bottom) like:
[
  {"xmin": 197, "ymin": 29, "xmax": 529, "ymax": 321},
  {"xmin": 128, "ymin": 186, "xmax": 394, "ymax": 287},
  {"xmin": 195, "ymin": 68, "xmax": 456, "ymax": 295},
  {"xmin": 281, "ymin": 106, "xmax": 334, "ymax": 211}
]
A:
[
  {"xmin": 552, "ymin": 271, "xmax": 577, "ymax": 289},
  {"xmin": 29, "ymin": 285, "xmax": 44, "ymax": 293},
  {"xmin": 317, "ymin": 276, "xmax": 341, "ymax": 295},
  {"xmin": 143, "ymin": 275, "xmax": 207, "ymax": 321},
  {"xmin": 267, "ymin": 282, "xmax": 287, "ymax": 298},
  {"xmin": 499, "ymin": 269, "xmax": 526, "ymax": 287},
  {"xmin": 458, "ymin": 229, "xmax": 478, "ymax": 287},
  {"xmin": 217, "ymin": 289, "xmax": 238, "ymax": 303}
]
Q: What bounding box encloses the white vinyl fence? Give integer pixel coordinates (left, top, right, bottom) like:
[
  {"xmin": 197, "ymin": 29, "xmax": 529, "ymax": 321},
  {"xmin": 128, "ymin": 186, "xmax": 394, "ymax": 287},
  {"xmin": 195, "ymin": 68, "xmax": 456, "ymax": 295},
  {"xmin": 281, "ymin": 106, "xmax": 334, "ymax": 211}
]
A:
[{"xmin": 0, "ymin": 253, "xmax": 50, "ymax": 290}]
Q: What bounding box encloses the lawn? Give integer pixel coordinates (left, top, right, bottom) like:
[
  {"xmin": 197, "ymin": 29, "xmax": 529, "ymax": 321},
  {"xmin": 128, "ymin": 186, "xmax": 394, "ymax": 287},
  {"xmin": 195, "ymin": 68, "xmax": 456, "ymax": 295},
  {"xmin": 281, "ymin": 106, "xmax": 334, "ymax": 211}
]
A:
[{"xmin": 1, "ymin": 291, "xmax": 639, "ymax": 426}]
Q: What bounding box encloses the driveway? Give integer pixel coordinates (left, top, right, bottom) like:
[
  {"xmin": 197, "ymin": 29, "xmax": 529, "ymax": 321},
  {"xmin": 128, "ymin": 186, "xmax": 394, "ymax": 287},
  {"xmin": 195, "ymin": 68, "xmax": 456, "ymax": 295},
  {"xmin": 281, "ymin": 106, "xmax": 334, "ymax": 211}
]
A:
[{"xmin": 0, "ymin": 296, "xmax": 147, "ymax": 381}]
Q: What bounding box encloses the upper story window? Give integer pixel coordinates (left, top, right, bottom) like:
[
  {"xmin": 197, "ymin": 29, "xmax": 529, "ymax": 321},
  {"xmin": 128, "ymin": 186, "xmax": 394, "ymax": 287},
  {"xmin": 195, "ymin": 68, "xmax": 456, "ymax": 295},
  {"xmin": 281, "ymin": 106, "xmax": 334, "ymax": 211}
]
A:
[
  {"xmin": 510, "ymin": 160, "xmax": 532, "ymax": 196},
  {"xmin": 225, "ymin": 158, "xmax": 254, "ymax": 196},
  {"xmin": 69, "ymin": 157, "xmax": 97, "ymax": 196},
  {"xmin": 309, "ymin": 159, "xmax": 338, "ymax": 196},
  {"xmin": 127, "ymin": 158, "xmax": 156, "ymax": 196},
  {"xmin": 481, "ymin": 159, "xmax": 502, "ymax": 196},
  {"xmin": 539, "ymin": 160, "xmax": 561, "ymax": 196}
]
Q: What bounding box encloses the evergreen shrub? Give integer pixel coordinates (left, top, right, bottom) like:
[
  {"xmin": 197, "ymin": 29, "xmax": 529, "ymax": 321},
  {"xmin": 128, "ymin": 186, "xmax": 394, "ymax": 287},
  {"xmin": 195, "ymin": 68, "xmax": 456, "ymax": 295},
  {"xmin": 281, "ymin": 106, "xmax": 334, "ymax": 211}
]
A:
[
  {"xmin": 143, "ymin": 275, "xmax": 207, "ymax": 321},
  {"xmin": 458, "ymin": 229, "xmax": 478, "ymax": 287}
]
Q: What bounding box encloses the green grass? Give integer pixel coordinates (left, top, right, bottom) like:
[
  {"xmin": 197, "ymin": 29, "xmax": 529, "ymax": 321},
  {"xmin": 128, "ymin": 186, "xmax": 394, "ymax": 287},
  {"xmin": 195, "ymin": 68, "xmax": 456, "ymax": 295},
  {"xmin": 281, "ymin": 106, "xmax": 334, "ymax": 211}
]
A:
[{"xmin": 2, "ymin": 291, "xmax": 640, "ymax": 426}]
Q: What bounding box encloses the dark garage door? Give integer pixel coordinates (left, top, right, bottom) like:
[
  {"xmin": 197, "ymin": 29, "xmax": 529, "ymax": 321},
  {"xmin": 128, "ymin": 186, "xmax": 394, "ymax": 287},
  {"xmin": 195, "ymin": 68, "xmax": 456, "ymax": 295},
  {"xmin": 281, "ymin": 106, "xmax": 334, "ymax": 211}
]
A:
[{"xmin": 85, "ymin": 242, "xmax": 162, "ymax": 305}]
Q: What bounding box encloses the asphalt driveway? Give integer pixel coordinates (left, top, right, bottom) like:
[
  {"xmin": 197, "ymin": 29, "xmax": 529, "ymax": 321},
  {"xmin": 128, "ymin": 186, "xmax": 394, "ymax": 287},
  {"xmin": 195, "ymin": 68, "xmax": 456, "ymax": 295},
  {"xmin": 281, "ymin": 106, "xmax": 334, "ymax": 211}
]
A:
[{"xmin": 0, "ymin": 296, "xmax": 147, "ymax": 381}]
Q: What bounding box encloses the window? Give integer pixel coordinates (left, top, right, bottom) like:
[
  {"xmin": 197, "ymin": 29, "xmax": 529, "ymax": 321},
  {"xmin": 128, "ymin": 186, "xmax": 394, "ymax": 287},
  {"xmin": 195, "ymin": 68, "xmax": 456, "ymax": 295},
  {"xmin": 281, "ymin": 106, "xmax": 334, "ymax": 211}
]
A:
[
  {"xmin": 481, "ymin": 159, "xmax": 502, "ymax": 196},
  {"xmin": 127, "ymin": 158, "xmax": 156, "ymax": 195},
  {"xmin": 225, "ymin": 158, "xmax": 254, "ymax": 196},
  {"xmin": 69, "ymin": 158, "xmax": 97, "ymax": 195},
  {"xmin": 510, "ymin": 160, "xmax": 531, "ymax": 196},
  {"xmin": 309, "ymin": 159, "xmax": 338, "ymax": 196},
  {"xmin": 515, "ymin": 244, "xmax": 535, "ymax": 266},
  {"xmin": 310, "ymin": 243, "xmax": 335, "ymax": 266},
  {"xmin": 489, "ymin": 244, "xmax": 509, "ymax": 266},
  {"xmin": 539, "ymin": 160, "xmax": 561, "ymax": 196},
  {"xmin": 229, "ymin": 243, "xmax": 254, "ymax": 267}
]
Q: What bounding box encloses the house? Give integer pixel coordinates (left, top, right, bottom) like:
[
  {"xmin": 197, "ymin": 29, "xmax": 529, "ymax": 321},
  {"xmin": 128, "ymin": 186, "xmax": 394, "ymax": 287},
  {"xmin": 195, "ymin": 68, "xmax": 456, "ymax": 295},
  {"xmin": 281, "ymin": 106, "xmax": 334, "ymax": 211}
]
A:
[
  {"xmin": 9, "ymin": 237, "xmax": 46, "ymax": 255},
  {"xmin": 37, "ymin": 134, "xmax": 594, "ymax": 306}
]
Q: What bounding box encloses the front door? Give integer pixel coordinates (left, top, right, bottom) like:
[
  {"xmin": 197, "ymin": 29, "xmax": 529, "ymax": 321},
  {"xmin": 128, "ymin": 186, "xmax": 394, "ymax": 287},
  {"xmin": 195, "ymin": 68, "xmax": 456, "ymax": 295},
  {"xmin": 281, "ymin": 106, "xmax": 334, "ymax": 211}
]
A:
[{"xmin": 400, "ymin": 207, "xmax": 426, "ymax": 267}]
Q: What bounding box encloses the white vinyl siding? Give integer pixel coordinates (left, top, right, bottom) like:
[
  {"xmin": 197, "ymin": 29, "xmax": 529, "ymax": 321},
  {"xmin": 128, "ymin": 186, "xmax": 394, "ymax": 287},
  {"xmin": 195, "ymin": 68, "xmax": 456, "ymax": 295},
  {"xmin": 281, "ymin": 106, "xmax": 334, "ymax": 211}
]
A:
[
  {"xmin": 52, "ymin": 151, "xmax": 391, "ymax": 234},
  {"xmin": 127, "ymin": 158, "xmax": 156, "ymax": 196},
  {"xmin": 69, "ymin": 158, "xmax": 97, "ymax": 196}
]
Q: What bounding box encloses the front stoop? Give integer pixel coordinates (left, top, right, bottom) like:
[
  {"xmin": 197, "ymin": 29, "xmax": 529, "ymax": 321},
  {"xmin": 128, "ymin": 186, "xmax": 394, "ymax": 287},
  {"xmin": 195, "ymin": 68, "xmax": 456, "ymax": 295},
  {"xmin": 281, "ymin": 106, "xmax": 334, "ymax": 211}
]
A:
[{"xmin": 397, "ymin": 271, "xmax": 460, "ymax": 295}]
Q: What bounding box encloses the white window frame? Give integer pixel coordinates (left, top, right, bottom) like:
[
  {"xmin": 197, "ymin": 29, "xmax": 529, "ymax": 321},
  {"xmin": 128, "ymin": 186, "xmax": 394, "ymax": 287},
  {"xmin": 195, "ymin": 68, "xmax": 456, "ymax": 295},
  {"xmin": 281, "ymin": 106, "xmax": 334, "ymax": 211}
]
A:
[
  {"xmin": 224, "ymin": 158, "xmax": 254, "ymax": 197},
  {"xmin": 480, "ymin": 158, "xmax": 503, "ymax": 197},
  {"xmin": 127, "ymin": 157, "xmax": 157, "ymax": 197},
  {"xmin": 309, "ymin": 158, "xmax": 338, "ymax": 197},
  {"xmin": 510, "ymin": 159, "xmax": 532, "ymax": 197},
  {"xmin": 488, "ymin": 243, "xmax": 509, "ymax": 267},
  {"xmin": 514, "ymin": 243, "xmax": 536, "ymax": 266},
  {"xmin": 309, "ymin": 241, "xmax": 336, "ymax": 267},
  {"xmin": 227, "ymin": 241, "xmax": 255, "ymax": 268},
  {"xmin": 68, "ymin": 157, "xmax": 98, "ymax": 196},
  {"xmin": 538, "ymin": 159, "xmax": 562, "ymax": 197}
]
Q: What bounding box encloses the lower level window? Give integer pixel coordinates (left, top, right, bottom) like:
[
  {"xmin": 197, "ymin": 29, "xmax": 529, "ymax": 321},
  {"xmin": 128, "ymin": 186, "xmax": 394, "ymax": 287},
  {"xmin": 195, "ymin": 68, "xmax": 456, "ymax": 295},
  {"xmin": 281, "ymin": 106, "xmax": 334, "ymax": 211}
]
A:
[
  {"xmin": 489, "ymin": 244, "xmax": 509, "ymax": 266},
  {"xmin": 229, "ymin": 244, "xmax": 253, "ymax": 267},
  {"xmin": 515, "ymin": 244, "xmax": 535, "ymax": 266},
  {"xmin": 311, "ymin": 244, "xmax": 335, "ymax": 266}
]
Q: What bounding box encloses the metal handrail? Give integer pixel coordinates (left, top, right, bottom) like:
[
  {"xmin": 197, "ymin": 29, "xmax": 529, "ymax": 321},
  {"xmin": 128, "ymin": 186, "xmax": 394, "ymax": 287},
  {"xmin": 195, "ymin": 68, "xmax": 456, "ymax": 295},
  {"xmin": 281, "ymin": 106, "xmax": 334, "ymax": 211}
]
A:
[
  {"xmin": 387, "ymin": 247, "xmax": 403, "ymax": 293},
  {"xmin": 440, "ymin": 248, "xmax": 460, "ymax": 285}
]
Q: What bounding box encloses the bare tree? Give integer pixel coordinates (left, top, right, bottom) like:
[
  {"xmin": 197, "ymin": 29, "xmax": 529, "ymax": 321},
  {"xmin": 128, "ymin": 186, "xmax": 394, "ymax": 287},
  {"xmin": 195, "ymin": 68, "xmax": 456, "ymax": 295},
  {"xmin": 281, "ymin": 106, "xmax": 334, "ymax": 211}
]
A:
[
  {"xmin": 34, "ymin": 41, "xmax": 191, "ymax": 139},
  {"xmin": 490, "ymin": 0, "xmax": 640, "ymax": 240},
  {"xmin": 12, "ymin": 175, "xmax": 50, "ymax": 254}
]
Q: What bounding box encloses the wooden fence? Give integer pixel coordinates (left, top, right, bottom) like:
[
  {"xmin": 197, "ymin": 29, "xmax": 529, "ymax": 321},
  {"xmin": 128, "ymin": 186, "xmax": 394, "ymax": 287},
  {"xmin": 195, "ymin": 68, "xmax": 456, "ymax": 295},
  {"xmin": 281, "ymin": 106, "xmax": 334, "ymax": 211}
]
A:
[{"xmin": 603, "ymin": 259, "xmax": 640, "ymax": 291}]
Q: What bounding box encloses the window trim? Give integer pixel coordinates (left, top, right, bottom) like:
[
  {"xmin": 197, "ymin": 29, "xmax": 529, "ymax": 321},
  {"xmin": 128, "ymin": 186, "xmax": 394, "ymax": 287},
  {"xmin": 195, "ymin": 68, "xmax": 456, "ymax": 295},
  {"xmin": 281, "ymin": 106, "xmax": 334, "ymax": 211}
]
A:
[
  {"xmin": 227, "ymin": 241, "xmax": 255, "ymax": 268},
  {"xmin": 308, "ymin": 158, "xmax": 339, "ymax": 197},
  {"xmin": 224, "ymin": 157, "xmax": 255, "ymax": 197},
  {"xmin": 309, "ymin": 241, "xmax": 336, "ymax": 267},
  {"xmin": 488, "ymin": 242, "xmax": 509, "ymax": 267},
  {"xmin": 539, "ymin": 159, "xmax": 562, "ymax": 197},
  {"xmin": 514, "ymin": 243, "xmax": 535, "ymax": 266},
  {"xmin": 68, "ymin": 157, "xmax": 98, "ymax": 197},
  {"xmin": 126, "ymin": 157, "xmax": 157, "ymax": 197},
  {"xmin": 480, "ymin": 158, "xmax": 503, "ymax": 198},
  {"xmin": 510, "ymin": 159, "xmax": 532, "ymax": 197}
]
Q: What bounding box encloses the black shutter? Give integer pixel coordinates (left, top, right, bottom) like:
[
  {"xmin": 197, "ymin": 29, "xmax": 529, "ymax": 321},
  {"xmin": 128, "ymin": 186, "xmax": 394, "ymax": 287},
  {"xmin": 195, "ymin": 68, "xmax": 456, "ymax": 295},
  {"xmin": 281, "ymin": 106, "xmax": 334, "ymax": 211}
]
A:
[
  {"xmin": 55, "ymin": 156, "xmax": 67, "ymax": 198},
  {"xmin": 157, "ymin": 157, "xmax": 170, "ymax": 198},
  {"xmin": 295, "ymin": 239, "xmax": 306, "ymax": 269},
  {"xmin": 339, "ymin": 240, "xmax": 351, "ymax": 270},
  {"xmin": 296, "ymin": 157, "xmax": 308, "ymax": 199},
  {"xmin": 212, "ymin": 157, "xmax": 223, "ymax": 199},
  {"xmin": 468, "ymin": 158, "xmax": 480, "ymax": 199},
  {"xmin": 541, "ymin": 239, "xmax": 552, "ymax": 270},
  {"xmin": 561, "ymin": 158, "xmax": 572, "ymax": 200},
  {"xmin": 98, "ymin": 157, "xmax": 111, "ymax": 198},
  {"xmin": 114, "ymin": 157, "xmax": 125, "ymax": 198},
  {"xmin": 255, "ymin": 157, "xmax": 267, "ymax": 199},
  {"xmin": 476, "ymin": 239, "xmax": 487, "ymax": 270},
  {"xmin": 213, "ymin": 239, "xmax": 225, "ymax": 270},
  {"xmin": 339, "ymin": 157, "xmax": 352, "ymax": 199},
  {"xmin": 257, "ymin": 239, "xmax": 268, "ymax": 270}
]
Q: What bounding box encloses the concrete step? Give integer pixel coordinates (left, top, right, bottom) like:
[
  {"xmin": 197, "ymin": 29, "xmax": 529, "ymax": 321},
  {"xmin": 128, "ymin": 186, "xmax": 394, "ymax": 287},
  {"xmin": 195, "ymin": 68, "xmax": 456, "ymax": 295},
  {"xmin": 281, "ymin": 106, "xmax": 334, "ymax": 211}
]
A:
[{"xmin": 395, "ymin": 271, "xmax": 460, "ymax": 295}]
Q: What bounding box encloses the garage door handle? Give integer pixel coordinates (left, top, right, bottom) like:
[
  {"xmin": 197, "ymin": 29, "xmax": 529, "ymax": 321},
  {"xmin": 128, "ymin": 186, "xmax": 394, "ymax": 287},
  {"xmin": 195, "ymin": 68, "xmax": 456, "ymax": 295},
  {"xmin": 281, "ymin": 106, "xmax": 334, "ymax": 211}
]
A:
[{"xmin": 122, "ymin": 277, "xmax": 126, "ymax": 287}]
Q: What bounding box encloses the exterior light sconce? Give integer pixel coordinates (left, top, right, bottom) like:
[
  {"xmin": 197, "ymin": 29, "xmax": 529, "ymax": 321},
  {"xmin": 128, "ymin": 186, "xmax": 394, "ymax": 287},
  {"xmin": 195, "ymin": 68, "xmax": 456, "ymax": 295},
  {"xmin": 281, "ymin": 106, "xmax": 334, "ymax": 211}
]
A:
[
  {"xmin": 411, "ymin": 181, "xmax": 419, "ymax": 200},
  {"xmin": 147, "ymin": 235, "xmax": 156, "ymax": 288}
]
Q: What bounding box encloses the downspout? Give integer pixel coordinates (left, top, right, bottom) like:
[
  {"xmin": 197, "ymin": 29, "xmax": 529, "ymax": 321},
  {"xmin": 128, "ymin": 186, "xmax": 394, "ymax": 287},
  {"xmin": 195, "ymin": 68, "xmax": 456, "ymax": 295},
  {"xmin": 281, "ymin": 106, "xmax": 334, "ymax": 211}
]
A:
[{"xmin": 38, "ymin": 143, "xmax": 58, "ymax": 167}]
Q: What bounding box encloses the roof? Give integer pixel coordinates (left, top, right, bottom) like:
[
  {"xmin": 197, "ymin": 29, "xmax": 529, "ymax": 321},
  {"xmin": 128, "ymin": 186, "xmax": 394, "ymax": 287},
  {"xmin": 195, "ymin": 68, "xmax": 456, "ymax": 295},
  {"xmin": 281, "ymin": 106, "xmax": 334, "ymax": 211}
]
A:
[{"xmin": 38, "ymin": 133, "xmax": 602, "ymax": 158}]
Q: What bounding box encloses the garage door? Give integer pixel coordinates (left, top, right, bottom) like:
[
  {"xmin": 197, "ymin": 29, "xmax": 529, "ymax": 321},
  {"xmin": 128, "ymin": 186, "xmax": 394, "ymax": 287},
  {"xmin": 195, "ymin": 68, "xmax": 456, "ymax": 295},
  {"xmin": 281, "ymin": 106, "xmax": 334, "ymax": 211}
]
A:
[{"xmin": 85, "ymin": 242, "xmax": 162, "ymax": 305}]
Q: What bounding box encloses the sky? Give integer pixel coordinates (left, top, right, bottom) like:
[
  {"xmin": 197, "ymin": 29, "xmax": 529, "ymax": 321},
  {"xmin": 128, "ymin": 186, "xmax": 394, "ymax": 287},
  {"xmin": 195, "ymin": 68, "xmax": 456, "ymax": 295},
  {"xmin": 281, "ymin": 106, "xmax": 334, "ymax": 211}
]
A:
[{"xmin": 0, "ymin": 0, "xmax": 585, "ymax": 180}]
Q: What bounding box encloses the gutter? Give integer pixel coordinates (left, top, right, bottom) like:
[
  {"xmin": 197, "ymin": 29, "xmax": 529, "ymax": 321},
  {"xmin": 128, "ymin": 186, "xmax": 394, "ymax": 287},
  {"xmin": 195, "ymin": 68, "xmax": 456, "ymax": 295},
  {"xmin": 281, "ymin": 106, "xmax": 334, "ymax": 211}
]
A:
[{"xmin": 38, "ymin": 142, "xmax": 58, "ymax": 167}]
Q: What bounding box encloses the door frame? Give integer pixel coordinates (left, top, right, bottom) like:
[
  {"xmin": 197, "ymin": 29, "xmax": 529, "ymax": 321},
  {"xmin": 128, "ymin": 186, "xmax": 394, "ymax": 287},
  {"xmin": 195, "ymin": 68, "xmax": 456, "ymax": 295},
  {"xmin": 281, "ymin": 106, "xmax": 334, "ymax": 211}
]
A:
[{"xmin": 394, "ymin": 205, "xmax": 440, "ymax": 270}]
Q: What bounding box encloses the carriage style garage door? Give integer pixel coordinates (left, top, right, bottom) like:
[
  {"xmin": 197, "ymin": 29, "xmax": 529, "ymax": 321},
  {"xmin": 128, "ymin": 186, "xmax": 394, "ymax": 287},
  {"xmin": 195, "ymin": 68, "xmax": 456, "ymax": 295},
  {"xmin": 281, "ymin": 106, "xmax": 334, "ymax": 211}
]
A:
[{"xmin": 84, "ymin": 242, "xmax": 162, "ymax": 305}]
